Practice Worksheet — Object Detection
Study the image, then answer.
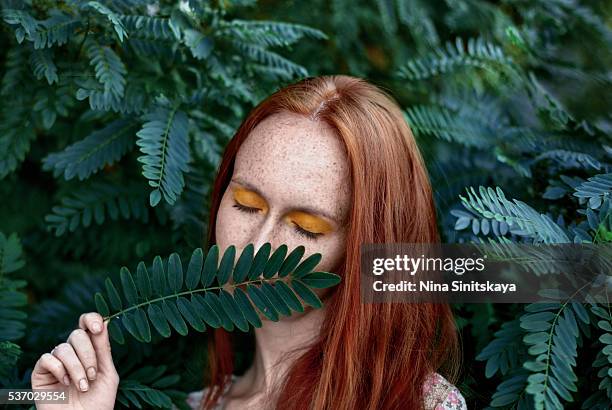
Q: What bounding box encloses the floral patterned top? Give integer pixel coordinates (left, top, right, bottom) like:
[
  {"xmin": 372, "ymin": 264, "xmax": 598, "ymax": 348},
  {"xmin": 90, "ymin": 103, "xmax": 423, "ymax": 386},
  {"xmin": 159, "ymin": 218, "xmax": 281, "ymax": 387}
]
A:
[{"xmin": 186, "ymin": 372, "xmax": 467, "ymax": 409}]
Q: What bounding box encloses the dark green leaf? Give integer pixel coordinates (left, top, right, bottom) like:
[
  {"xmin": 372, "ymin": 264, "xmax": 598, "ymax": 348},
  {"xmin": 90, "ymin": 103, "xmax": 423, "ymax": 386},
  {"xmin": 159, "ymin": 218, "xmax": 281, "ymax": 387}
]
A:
[
  {"xmin": 134, "ymin": 307, "xmax": 151, "ymax": 342},
  {"xmin": 108, "ymin": 319, "xmax": 125, "ymax": 344},
  {"xmin": 246, "ymin": 284, "xmax": 279, "ymax": 321},
  {"xmin": 278, "ymin": 246, "xmax": 305, "ymax": 277},
  {"xmin": 205, "ymin": 292, "xmax": 234, "ymax": 331},
  {"xmin": 299, "ymin": 272, "xmax": 341, "ymax": 288},
  {"xmin": 120, "ymin": 267, "xmax": 138, "ymax": 305},
  {"xmin": 161, "ymin": 300, "xmax": 188, "ymax": 335},
  {"xmin": 136, "ymin": 262, "xmax": 152, "ymax": 299},
  {"xmin": 122, "ymin": 311, "xmax": 143, "ymax": 342},
  {"xmin": 95, "ymin": 293, "xmax": 110, "ymax": 317},
  {"xmin": 217, "ymin": 245, "xmax": 236, "ymax": 285},
  {"xmin": 167, "ymin": 253, "xmax": 183, "ymax": 293},
  {"xmin": 202, "ymin": 245, "xmax": 219, "ymax": 287},
  {"xmin": 291, "ymin": 279, "xmax": 322, "ymax": 308},
  {"xmin": 233, "ymin": 288, "xmax": 262, "ymax": 328},
  {"xmin": 186, "ymin": 248, "xmax": 203, "ymax": 290},
  {"xmin": 219, "ymin": 289, "xmax": 249, "ymax": 331},
  {"xmin": 191, "ymin": 294, "xmax": 221, "ymax": 328},
  {"xmin": 248, "ymin": 243, "xmax": 271, "ymax": 280},
  {"xmin": 262, "ymin": 245, "xmax": 287, "ymax": 279},
  {"xmin": 291, "ymin": 253, "xmax": 322, "ymax": 278},
  {"xmin": 274, "ymin": 281, "xmax": 304, "ymax": 313},
  {"xmin": 177, "ymin": 296, "xmax": 205, "ymax": 332},
  {"xmin": 261, "ymin": 282, "xmax": 291, "ymax": 316},
  {"xmin": 151, "ymin": 256, "xmax": 165, "ymax": 296},
  {"xmin": 147, "ymin": 303, "xmax": 171, "ymax": 337},
  {"xmin": 233, "ymin": 244, "xmax": 254, "ymax": 283},
  {"xmin": 105, "ymin": 277, "xmax": 123, "ymax": 311}
]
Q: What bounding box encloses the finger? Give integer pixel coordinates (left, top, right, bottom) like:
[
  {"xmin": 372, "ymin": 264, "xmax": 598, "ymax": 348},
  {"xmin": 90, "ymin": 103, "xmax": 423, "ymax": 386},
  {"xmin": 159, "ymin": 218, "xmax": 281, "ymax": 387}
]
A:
[
  {"xmin": 52, "ymin": 343, "xmax": 89, "ymax": 392},
  {"xmin": 33, "ymin": 353, "xmax": 70, "ymax": 387},
  {"xmin": 68, "ymin": 328, "xmax": 98, "ymax": 381},
  {"xmin": 78, "ymin": 312, "xmax": 103, "ymax": 334},
  {"xmin": 88, "ymin": 319, "xmax": 116, "ymax": 374}
]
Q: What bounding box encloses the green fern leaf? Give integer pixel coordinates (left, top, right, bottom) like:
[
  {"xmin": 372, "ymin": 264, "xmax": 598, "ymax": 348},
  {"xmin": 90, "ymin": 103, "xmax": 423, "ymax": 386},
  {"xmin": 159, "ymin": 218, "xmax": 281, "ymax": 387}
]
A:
[
  {"xmin": 84, "ymin": 1, "xmax": 128, "ymax": 41},
  {"xmin": 43, "ymin": 118, "xmax": 137, "ymax": 181},
  {"xmin": 95, "ymin": 244, "xmax": 340, "ymax": 344},
  {"xmin": 86, "ymin": 41, "xmax": 127, "ymax": 99},
  {"xmin": 30, "ymin": 49, "xmax": 58, "ymax": 84},
  {"xmin": 460, "ymin": 186, "xmax": 570, "ymax": 243},
  {"xmin": 136, "ymin": 105, "xmax": 190, "ymax": 206},
  {"xmin": 573, "ymin": 173, "xmax": 612, "ymax": 210},
  {"xmin": 44, "ymin": 182, "xmax": 149, "ymax": 236},
  {"xmin": 0, "ymin": 232, "xmax": 28, "ymax": 342}
]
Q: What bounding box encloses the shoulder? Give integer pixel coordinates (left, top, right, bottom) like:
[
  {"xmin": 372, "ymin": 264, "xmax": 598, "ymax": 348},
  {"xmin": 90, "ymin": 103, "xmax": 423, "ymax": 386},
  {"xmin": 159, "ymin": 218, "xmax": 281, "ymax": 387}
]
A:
[{"xmin": 422, "ymin": 372, "xmax": 467, "ymax": 410}]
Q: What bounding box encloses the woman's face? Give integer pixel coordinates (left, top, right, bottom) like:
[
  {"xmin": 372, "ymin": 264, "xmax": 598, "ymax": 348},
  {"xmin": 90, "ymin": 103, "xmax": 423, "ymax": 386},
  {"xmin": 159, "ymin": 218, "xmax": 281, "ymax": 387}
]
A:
[{"xmin": 215, "ymin": 110, "xmax": 351, "ymax": 279}]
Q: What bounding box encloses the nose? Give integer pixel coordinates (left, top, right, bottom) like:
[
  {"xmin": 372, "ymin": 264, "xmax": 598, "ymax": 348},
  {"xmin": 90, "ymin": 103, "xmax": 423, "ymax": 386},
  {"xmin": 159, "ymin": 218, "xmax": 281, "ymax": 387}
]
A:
[{"xmin": 250, "ymin": 212, "xmax": 278, "ymax": 253}]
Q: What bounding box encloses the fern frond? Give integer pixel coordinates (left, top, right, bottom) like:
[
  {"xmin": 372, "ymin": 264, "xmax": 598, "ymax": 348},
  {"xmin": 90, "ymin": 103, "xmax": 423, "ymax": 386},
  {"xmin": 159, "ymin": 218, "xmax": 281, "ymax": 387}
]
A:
[
  {"xmin": 94, "ymin": 244, "xmax": 341, "ymax": 343},
  {"xmin": 534, "ymin": 149, "xmax": 602, "ymax": 171},
  {"xmin": 460, "ymin": 186, "xmax": 570, "ymax": 243},
  {"xmin": 183, "ymin": 29, "xmax": 214, "ymax": 60},
  {"xmin": 119, "ymin": 15, "xmax": 176, "ymax": 40},
  {"xmin": 86, "ymin": 41, "xmax": 127, "ymax": 100},
  {"xmin": 573, "ymin": 173, "xmax": 612, "ymax": 210},
  {"xmin": 405, "ymin": 105, "xmax": 497, "ymax": 148},
  {"xmin": 75, "ymin": 77, "xmax": 148, "ymax": 113},
  {"xmin": 32, "ymin": 12, "xmax": 81, "ymax": 49},
  {"xmin": 43, "ymin": 118, "xmax": 137, "ymax": 181},
  {"xmin": 84, "ymin": 1, "xmax": 128, "ymax": 41},
  {"xmin": 476, "ymin": 319, "xmax": 525, "ymax": 378},
  {"xmin": 221, "ymin": 20, "xmax": 327, "ymax": 47},
  {"xmin": 0, "ymin": 341, "xmax": 21, "ymax": 380},
  {"xmin": 521, "ymin": 302, "xmax": 587, "ymax": 408},
  {"xmin": 231, "ymin": 41, "xmax": 308, "ymax": 77},
  {"xmin": 0, "ymin": 104, "xmax": 37, "ymax": 179},
  {"xmin": 397, "ymin": 37, "xmax": 517, "ymax": 81},
  {"xmin": 591, "ymin": 304, "xmax": 612, "ymax": 401},
  {"xmin": 1, "ymin": 8, "xmax": 40, "ymax": 43},
  {"xmin": 0, "ymin": 232, "xmax": 27, "ymax": 342},
  {"xmin": 136, "ymin": 105, "xmax": 190, "ymax": 206},
  {"xmin": 30, "ymin": 49, "xmax": 58, "ymax": 85},
  {"xmin": 1, "ymin": 47, "xmax": 29, "ymax": 96},
  {"xmin": 117, "ymin": 365, "xmax": 180, "ymax": 408},
  {"xmin": 45, "ymin": 182, "xmax": 149, "ymax": 236}
]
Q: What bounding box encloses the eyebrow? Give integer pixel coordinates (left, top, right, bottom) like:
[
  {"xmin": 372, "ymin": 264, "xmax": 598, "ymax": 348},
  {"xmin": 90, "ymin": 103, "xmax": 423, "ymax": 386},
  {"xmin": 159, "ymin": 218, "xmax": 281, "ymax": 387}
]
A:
[{"xmin": 230, "ymin": 177, "xmax": 340, "ymax": 223}]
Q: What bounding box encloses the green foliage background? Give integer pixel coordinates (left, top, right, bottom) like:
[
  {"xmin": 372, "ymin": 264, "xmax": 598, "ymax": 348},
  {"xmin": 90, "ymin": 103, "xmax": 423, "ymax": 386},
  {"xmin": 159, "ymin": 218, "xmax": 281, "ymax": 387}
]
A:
[{"xmin": 1, "ymin": 0, "xmax": 611, "ymax": 408}]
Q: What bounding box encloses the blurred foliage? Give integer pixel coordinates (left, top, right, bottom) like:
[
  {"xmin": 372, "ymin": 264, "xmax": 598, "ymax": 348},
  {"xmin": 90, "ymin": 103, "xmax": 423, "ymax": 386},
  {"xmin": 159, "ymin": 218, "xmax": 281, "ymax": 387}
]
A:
[{"xmin": 0, "ymin": 0, "xmax": 611, "ymax": 409}]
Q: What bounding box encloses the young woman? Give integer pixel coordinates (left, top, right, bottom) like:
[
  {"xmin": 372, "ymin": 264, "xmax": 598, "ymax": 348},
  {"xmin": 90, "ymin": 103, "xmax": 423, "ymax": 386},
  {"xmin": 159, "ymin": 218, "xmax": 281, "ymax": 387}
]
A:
[{"xmin": 32, "ymin": 75, "xmax": 466, "ymax": 410}]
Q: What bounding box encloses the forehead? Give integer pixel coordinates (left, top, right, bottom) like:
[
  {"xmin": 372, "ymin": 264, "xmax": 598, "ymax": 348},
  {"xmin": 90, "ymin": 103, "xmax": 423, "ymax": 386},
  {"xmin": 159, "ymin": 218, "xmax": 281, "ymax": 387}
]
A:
[{"xmin": 232, "ymin": 111, "xmax": 351, "ymax": 220}]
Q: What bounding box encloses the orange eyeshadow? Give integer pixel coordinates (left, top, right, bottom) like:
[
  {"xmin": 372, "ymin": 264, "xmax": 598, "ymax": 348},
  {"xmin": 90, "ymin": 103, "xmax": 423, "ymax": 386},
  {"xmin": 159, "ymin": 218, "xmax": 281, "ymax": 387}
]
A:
[
  {"xmin": 285, "ymin": 211, "xmax": 333, "ymax": 234},
  {"xmin": 232, "ymin": 187, "xmax": 268, "ymax": 212}
]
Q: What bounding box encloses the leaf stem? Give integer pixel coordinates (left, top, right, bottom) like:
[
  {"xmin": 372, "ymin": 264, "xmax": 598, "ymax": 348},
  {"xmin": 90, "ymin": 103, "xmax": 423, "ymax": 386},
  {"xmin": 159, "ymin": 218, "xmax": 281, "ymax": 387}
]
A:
[{"xmin": 104, "ymin": 277, "xmax": 287, "ymax": 321}]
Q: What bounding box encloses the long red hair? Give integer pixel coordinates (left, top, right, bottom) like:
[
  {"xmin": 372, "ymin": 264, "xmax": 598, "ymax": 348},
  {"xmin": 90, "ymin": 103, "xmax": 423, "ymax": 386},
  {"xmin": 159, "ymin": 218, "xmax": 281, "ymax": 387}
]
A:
[{"xmin": 202, "ymin": 75, "xmax": 460, "ymax": 410}]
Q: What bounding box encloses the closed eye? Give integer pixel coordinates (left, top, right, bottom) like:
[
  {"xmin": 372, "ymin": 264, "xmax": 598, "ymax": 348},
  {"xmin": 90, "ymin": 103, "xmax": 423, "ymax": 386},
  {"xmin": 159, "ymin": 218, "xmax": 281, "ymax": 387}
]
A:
[
  {"xmin": 292, "ymin": 223, "xmax": 323, "ymax": 240},
  {"xmin": 233, "ymin": 202, "xmax": 260, "ymax": 214}
]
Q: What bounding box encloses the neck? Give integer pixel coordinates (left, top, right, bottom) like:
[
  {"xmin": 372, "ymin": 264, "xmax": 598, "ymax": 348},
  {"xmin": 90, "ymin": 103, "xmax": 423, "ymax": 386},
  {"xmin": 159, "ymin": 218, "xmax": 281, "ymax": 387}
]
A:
[{"xmin": 235, "ymin": 306, "xmax": 325, "ymax": 398}]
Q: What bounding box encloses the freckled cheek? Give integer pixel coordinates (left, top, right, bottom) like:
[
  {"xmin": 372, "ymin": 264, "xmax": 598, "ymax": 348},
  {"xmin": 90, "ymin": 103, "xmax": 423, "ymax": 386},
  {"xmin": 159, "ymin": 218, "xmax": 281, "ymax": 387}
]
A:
[
  {"xmin": 306, "ymin": 232, "xmax": 347, "ymax": 273},
  {"xmin": 215, "ymin": 196, "xmax": 257, "ymax": 252}
]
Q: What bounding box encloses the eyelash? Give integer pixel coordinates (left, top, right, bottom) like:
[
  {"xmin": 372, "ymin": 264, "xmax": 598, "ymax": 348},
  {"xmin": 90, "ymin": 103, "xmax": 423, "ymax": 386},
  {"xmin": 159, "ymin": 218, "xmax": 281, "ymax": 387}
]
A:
[
  {"xmin": 233, "ymin": 203, "xmax": 260, "ymax": 214},
  {"xmin": 292, "ymin": 223, "xmax": 323, "ymax": 241},
  {"xmin": 233, "ymin": 202, "xmax": 323, "ymax": 241}
]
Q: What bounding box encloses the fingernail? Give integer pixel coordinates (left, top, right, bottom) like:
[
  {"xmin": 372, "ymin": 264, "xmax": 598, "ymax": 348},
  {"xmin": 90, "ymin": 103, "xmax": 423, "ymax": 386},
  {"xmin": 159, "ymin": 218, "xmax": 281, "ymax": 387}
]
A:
[
  {"xmin": 92, "ymin": 322, "xmax": 101, "ymax": 333},
  {"xmin": 79, "ymin": 378, "xmax": 88, "ymax": 392},
  {"xmin": 63, "ymin": 375, "xmax": 70, "ymax": 386},
  {"xmin": 87, "ymin": 367, "xmax": 96, "ymax": 380}
]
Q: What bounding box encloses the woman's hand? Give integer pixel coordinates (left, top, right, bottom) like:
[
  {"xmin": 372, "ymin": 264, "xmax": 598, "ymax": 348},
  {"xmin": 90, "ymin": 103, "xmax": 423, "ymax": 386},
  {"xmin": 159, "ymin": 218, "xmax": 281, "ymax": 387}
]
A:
[{"xmin": 31, "ymin": 313, "xmax": 119, "ymax": 410}]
